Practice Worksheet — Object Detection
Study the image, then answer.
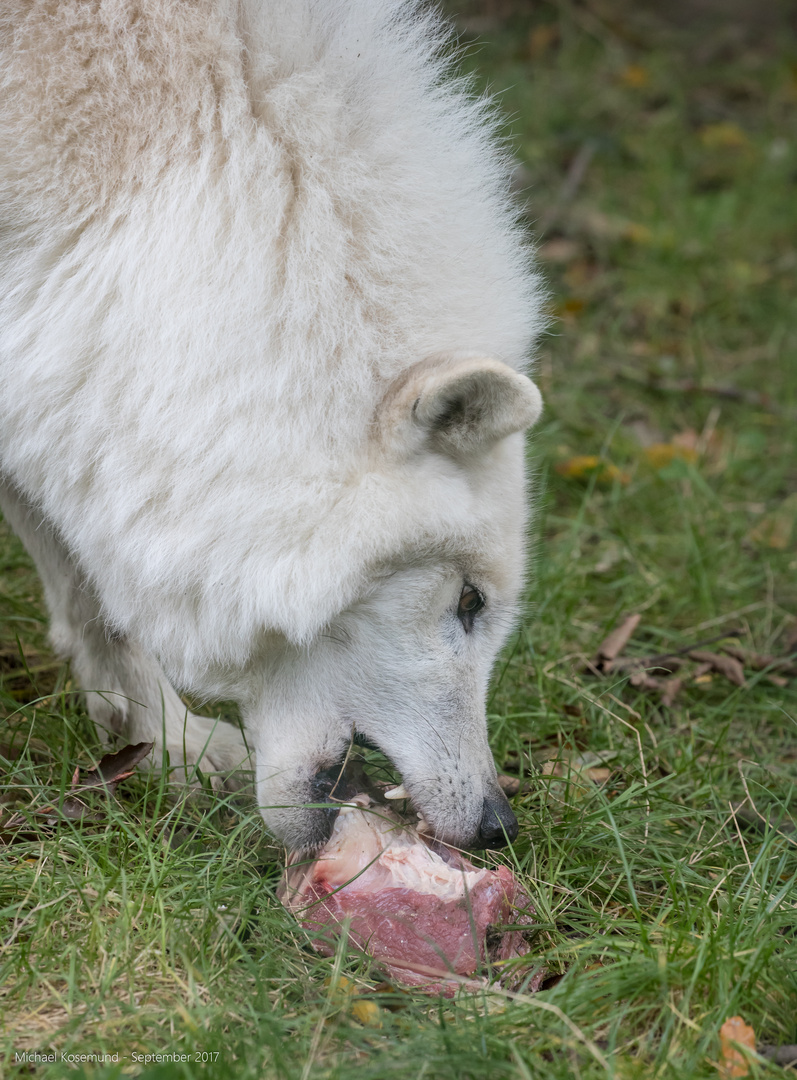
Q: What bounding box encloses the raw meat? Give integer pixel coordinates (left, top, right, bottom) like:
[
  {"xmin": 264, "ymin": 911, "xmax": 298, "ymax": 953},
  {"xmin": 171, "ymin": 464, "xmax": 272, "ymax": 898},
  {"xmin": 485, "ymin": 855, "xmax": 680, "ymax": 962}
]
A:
[{"xmin": 278, "ymin": 794, "xmax": 540, "ymax": 995}]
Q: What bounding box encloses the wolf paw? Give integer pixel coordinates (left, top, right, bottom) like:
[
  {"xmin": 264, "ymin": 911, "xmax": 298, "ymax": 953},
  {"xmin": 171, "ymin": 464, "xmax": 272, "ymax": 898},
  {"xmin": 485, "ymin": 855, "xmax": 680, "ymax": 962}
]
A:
[{"xmin": 157, "ymin": 713, "xmax": 253, "ymax": 791}]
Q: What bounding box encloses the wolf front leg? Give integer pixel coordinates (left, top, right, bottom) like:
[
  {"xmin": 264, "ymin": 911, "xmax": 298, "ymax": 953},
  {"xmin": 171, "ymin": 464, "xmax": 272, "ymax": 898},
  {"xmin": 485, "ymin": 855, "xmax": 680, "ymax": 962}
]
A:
[{"xmin": 0, "ymin": 475, "xmax": 251, "ymax": 788}]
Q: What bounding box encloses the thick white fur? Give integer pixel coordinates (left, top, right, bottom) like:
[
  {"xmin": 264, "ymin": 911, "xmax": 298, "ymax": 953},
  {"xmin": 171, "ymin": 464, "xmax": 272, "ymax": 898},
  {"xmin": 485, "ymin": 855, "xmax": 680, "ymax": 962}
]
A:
[{"xmin": 0, "ymin": 0, "xmax": 544, "ymax": 848}]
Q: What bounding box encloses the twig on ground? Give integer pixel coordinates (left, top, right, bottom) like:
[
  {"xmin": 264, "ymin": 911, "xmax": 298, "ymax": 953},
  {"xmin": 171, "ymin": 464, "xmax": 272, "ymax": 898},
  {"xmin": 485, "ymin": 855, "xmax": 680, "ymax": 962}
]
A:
[{"xmin": 722, "ymin": 644, "xmax": 797, "ymax": 677}]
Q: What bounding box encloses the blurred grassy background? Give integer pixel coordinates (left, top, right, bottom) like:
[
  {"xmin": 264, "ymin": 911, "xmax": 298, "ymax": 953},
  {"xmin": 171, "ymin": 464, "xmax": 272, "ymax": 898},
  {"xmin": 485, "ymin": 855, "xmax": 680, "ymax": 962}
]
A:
[{"xmin": 1, "ymin": 2, "xmax": 796, "ymax": 1077}]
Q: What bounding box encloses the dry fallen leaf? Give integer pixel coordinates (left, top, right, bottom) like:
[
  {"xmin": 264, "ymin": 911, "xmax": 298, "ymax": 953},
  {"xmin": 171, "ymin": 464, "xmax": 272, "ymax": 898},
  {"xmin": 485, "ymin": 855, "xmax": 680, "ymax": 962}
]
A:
[
  {"xmin": 718, "ymin": 1015, "xmax": 756, "ymax": 1078},
  {"xmin": 643, "ymin": 442, "xmax": 699, "ymax": 470},
  {"xmin": 538, "ymin": 238, "xmax": 582, "ymax": 263},
  {"xmin": 351, "ymin": 999, "xmax": 382, "ymax": 1027},
  {"xmin": 700, "ymin": 122, "xmax": 749, "ymax": 150},
  {"xmin": 541, "ymin": 750, "xmax": 617, "ymax": 805},
  {"xmin": 76, "ymin": 741, "xmax": 155, "ymax": 795},
  {"xmin": 629, "ymin": 671, "xmax": 664, "ymax": 692},
  {"xmin": 594, "ymin": 614, "xmax": 641, "ymax": 669},
  {"xmin": 767, "ymin": 674, "xmax": 789, "ymax": 688},
  {"xmin": 527, "ymin": 23, "xmax": 559, "ymax": 59},
  {"xmin": 556, "ymin": 455, "xmax": 630, "ymax": 486},
  {"xmin": 618, "ymin": 64, "xmax": 649, "ymax": 88},
  {"xmin": 660, "ymin": 676, "xmax": 684, "ymax": 708},
  {"xmin": 552, "ymin": 297, "xmax": 586, "ymax": 319},
  {"xmin": 586, "ymin": 766, "xmax": 611, "ymax": 784},
  {"xmin": 623, "ymin": 222, "xmax": 653, "ymax": 244},
  {"xmin": 689, "ymin": 651, "xmax": 746, "ymax": 688},
  {"xmin": 5, "ymin": 741, "xmax": 155, "ymax": 835},
  {"xmin": 722, "ymin": 645, "xmax": 796, "ymax": 676}
]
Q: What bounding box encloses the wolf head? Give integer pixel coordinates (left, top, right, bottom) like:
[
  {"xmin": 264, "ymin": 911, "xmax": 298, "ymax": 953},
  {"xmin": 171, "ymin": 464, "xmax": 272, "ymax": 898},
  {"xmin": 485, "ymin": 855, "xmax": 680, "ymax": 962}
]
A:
[{"xmin": 251, "ymin": 352, "xmax": 542, "ymax": 852}]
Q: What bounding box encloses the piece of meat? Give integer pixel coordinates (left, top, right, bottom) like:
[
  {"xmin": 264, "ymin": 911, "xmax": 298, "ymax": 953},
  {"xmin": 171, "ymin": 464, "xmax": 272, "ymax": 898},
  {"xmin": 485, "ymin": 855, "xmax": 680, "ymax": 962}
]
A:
[{"xmin": 278, "ymin": 794, "xmax": 540, "ymax": 996}]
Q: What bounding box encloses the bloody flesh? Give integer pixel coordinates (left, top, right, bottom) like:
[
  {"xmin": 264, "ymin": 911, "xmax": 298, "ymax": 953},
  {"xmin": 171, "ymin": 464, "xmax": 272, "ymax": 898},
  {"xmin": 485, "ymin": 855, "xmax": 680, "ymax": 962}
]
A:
[{"xmin": 278, "ymin": 794, "xmax": 540, "ymax": 995}]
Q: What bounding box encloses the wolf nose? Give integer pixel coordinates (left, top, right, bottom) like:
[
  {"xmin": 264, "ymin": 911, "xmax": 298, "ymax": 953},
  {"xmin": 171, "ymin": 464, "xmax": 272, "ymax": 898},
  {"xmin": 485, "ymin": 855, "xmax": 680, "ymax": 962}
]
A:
[{"xmin": 477, "ymin": 792, "xmax": 519, "ymax": 848}]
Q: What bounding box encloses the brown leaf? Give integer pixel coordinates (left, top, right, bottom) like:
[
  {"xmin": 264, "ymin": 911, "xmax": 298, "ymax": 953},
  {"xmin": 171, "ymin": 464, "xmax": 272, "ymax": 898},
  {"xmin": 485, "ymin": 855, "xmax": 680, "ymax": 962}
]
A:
[
  {"xmin": 629, "ymin": 671, "xmax": 663, "ymax": 692},
  {"xmin": 595, "ymin": 614, "xmax": 641, "ymax": 666},
  {"xmin": 689, "ymin": 651, "xmax": 746, "ymax": 687},
  {"xmin": 5, "ymin": 741, "xmax": 154, "ymax": 837},
  {"xmin": 660, "ymin": 677, "xmax": 684, "ymax": 708},
  {"xmin": 538, "ymin": 238, "xmax": 581, "ymax": 263},
  {"xmin": 527, "ymin": 23, "xmax": 559, "ymax": 59},
  {"xmin": 722, "ymin": 645, "xmax": 796, "ymax": 677},
  {"xmin": 540, "ymin": 751, "xmax": 617, "ymax": 805},
  {"xmin": 76, "ymin": 741, "xmax": 154, "ymax": 795},
  {"xmin": 718, "ymin": 1015, "xmax": 756, "ymax": 1078},
  {"xmin": 610, "ymin": 655, "xmax": 685, "ymax": 676},
  {"xmin": 555, "ymin": 455, "xmax": 629, "ymax": 486},
  {"xmin": 766, "ymin": 674, "xmax": 789, "ymax": 689},
  {"xmin": 618, "ymin": 64, "xmax": 649, "ymax": 88}
]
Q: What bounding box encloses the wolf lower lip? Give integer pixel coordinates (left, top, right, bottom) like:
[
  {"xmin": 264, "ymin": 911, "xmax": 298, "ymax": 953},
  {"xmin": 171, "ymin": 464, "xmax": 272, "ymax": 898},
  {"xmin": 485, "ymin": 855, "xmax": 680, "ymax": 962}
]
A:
[{"xmin": 311, "ymin": 756, "xmax": 405, "ymax": 808}]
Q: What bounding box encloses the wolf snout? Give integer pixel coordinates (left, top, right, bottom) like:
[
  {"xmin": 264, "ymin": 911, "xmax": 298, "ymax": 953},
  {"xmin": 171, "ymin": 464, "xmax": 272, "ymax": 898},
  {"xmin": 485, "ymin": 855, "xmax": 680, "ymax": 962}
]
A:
[{"xmin": 477, "ymin": 789, "xmax": 518, "ymax": 848}]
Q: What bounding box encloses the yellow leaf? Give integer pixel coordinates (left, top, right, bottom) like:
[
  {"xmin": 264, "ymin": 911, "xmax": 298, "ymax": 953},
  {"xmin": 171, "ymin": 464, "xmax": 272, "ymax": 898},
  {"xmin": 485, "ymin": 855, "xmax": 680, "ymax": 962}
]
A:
[
  {"xmin": 643, "ymin": 443, "xmax": 699, "ymax": 470},
  {"xmin": 528, "ymin": 23, "xmax": 559, "ymax": 59},
  {"xmin": 699, "ymin": 122, "xmax": 749, "ymax": 150},
  {"xmin": 618, "ymin": 64, "xmax": 649, "ymax": 88},
  {"xmin": 556, "ymin": 455, "xmax": 630, "ymax": 486},
  {"xmin": 718, "ymin": 1015, "xmax": 756, "ymax": 1078},
  {"xmin": 323, "ymin": 975, "xmax": 354, "ymax": 1004},
  {"xmin": 623, "ymin": 222, "xmax": 653, "ymax": 244},
  {"xmin": 351, "ymin": 999, "xmax": 383, "ymax": 1027},
  {"xmin": 551, "ymin": 296, "xmax": 586, "ymax": 319}
]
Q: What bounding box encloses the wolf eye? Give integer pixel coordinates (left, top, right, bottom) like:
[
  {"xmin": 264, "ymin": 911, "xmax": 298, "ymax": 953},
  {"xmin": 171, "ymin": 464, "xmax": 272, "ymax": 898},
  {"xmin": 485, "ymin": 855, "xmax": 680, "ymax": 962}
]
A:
[{"xmin": 457, "ymin": 584, "xmax": 485, "ymax": 632}]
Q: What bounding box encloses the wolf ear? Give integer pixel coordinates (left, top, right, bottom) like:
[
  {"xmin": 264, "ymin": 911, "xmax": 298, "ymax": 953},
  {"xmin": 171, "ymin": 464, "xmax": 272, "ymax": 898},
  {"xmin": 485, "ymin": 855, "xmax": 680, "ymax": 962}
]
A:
[{"xmin": 379, "ymin": 353, "xmax": 543, "ymax": 460}]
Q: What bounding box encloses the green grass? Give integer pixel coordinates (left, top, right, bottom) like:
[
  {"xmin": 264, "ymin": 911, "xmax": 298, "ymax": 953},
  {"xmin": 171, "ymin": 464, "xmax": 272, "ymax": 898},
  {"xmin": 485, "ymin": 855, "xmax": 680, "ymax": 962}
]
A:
[{"xmin": 2, "ymin": 2, "xmax": 796, "ymax": 1077}]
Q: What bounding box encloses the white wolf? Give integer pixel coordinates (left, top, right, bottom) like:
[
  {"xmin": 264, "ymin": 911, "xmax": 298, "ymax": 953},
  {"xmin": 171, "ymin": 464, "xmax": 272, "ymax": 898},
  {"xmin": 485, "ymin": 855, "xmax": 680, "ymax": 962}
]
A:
[{"xmin": 0, "ymin": 0, "xmax": 544, "ymax": 851}]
